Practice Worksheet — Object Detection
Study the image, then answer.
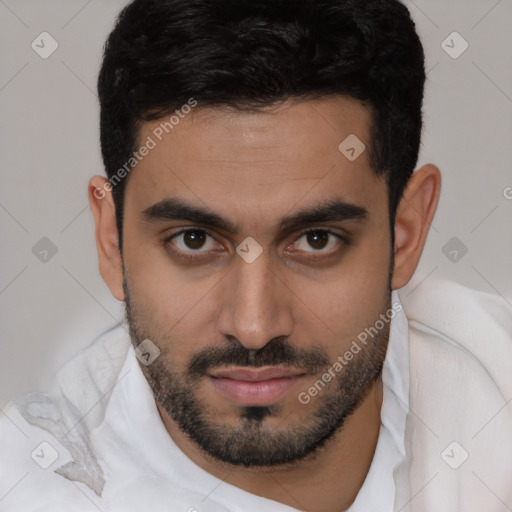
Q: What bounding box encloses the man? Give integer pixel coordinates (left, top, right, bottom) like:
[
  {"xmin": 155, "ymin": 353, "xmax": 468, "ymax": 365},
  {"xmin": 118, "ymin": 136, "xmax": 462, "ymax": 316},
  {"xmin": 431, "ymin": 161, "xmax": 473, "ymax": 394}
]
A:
[{"xmin": 1, "ymin": 0, "xmax": 511, "ymax": 511}]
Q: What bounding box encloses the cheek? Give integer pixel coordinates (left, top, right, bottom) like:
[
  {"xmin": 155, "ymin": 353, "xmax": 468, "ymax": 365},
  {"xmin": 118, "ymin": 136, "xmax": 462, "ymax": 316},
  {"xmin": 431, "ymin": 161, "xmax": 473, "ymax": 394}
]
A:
[
  {"xmin": 124, "ymin": 233, "xmax": 207, "ymax": 317},
  {"xmin": 299, "ymin": 232, "xmax": 391, "ymax": 339},
  {"xmin": 123, "ymin": 247, "xmax": 217, "ymax": 360}
]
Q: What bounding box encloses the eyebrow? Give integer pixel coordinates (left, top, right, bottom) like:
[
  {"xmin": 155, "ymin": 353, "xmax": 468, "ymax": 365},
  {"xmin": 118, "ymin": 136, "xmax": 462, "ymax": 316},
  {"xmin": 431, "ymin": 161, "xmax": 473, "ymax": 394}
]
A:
[{"xmin": 141, "ymin": 197, "xmax": 368, "ymax": 235}]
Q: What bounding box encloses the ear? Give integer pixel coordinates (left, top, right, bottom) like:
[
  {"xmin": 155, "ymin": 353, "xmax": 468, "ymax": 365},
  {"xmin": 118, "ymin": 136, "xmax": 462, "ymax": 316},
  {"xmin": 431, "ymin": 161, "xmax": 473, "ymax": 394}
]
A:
[
  {"xmin": 88, "ymin": 176, "xmax": 125, "ymax": 301},
  {"xmin": 391, "ymin": 164, "xmax": 441, "ymax": 290}
]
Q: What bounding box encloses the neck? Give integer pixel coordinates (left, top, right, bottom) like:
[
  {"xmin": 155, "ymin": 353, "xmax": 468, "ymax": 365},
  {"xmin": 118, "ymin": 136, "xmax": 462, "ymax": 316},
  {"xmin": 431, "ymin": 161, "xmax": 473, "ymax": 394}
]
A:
[{"xmin": 157, "ymin": 376, "xmax": 383, "ymax": 512}]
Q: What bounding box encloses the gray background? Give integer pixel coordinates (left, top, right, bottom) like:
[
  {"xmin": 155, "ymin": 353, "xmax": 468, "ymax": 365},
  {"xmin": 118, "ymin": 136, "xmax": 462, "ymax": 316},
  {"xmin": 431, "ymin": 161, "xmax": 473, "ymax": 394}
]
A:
[{"xmin": 1, "ymin": 0, "xmax": 511, "ymax": 408}]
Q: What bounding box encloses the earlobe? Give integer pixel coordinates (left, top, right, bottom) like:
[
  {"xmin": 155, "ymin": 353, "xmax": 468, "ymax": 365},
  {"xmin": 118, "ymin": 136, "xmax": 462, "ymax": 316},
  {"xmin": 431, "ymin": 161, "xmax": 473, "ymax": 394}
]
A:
[
  {"xmin": 391, "ymin": 164, "xmax": 441, "ymax": 290},
  {"xmin": 88, "ymin": 176, "xmax": 125, "ymax": 301}
]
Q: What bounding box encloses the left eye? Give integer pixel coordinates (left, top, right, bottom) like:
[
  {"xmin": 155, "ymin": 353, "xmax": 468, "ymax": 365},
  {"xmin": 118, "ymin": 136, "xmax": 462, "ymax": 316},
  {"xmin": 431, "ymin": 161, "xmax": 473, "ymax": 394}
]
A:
[
  {"xmin": 292, "ymin": 230, "xmax": 342, "ymax": 253},
  {"xmin": 170, "ymin": 229, "xmax": 218, "ymax": 252}
]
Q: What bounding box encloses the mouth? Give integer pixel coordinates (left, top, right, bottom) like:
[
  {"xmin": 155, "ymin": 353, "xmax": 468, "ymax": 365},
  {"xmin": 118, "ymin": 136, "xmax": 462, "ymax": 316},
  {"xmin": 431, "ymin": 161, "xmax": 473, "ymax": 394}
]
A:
[{"xmin": 207, "ymin": 366, "xmax": 306, "ymax": 406}]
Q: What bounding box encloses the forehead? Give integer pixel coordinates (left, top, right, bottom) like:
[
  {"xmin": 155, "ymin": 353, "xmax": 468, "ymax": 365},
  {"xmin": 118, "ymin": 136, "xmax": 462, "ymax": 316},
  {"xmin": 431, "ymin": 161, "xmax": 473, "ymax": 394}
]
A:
[{"xmin": 125, "ymin": 97, "xmax": 385, "ymax": 224}]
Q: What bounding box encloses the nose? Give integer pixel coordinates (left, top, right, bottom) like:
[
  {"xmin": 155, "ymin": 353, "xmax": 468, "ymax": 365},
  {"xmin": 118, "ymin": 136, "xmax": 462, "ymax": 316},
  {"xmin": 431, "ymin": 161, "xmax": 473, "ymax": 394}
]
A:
[{"xmin": 216, "ymin": 253, "xmax": 294, "ymax": 351}]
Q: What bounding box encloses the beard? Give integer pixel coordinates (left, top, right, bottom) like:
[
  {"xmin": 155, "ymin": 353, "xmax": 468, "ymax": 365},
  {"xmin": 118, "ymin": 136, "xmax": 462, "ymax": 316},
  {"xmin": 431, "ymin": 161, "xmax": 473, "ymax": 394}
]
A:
[{"xmin": 124, "ymin": 278, "xmax": 391, "ymax": 469}]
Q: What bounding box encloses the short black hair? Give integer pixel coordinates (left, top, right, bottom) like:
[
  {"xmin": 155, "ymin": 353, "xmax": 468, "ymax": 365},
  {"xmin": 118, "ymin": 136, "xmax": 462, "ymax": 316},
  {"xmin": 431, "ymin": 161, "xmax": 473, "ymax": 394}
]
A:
[{"xmin": 98, "ymin": 0, "xmax": 425, "ymax": 247}]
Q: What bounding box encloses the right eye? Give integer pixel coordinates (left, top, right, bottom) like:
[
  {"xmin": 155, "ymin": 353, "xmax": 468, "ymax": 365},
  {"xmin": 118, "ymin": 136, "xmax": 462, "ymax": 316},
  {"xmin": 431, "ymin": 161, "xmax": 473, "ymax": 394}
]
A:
[{"xmin": 167, "ymin": 229, "xmax": 219, "ymax": 253}]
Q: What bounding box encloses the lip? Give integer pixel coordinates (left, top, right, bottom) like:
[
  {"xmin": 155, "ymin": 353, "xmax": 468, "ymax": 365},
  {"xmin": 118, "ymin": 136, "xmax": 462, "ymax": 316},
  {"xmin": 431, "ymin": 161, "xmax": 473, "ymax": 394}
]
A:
[
  {"xmin": 207, "ymin": 366, "xmax": 306, "ymax": 406},
  {"xmin": 209, "ymin": 366, "xmax": 304, "ymax": 381}
]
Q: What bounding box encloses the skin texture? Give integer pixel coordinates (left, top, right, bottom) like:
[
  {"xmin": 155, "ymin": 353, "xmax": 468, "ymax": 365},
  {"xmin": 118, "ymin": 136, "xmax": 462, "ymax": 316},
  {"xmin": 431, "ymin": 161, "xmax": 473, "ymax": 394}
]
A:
[{"xmin": 89, "ymin": 97, "xmax": 441, "ymax": 512}]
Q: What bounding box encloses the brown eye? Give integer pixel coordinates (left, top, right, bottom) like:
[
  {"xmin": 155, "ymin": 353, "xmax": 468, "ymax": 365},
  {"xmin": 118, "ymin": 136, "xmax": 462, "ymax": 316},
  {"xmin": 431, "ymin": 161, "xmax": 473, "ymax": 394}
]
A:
[
  {"xmin": 170, "ymin": 229, "xmax": 217, "ymax": 253},
  {"xmin": 291, "ymin": 229, "xmax": 344, "ymax": 254},
  {"xmin": 306, "ymin": 231, "xmax": 330, "ymax": 250},
  {"xmin": 183, "ymin": 230, "xmax": 207, "ymax": 249}
]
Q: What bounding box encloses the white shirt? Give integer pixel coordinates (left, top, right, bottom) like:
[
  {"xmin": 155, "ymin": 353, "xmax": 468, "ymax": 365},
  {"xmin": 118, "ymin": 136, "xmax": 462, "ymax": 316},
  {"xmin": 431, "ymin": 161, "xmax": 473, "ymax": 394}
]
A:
[{"xmin": 1, "ymin": 279, "xmax": 511, "ymax": 511}]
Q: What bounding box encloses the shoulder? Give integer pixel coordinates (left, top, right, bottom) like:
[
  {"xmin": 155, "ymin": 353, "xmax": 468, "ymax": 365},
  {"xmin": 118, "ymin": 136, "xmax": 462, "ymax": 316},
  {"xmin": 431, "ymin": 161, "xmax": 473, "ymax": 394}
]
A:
[
  {"xmin": 396, "ymin": 283, "xmax": 512, "ymax": 509},
  {"xmin": 0, "ymin": 324, "xmax": 131, "ymax": 511},
  {"xmin": 398, "ymin": 279, "xmax": 512, "ymax": 374},
  {"xmin": 398, "ymin": 278, "xmax": 512, "ymax": 421},
  {"xmin": 0, "ymin": 399, "xmax": 93, "ymax": 511},
  {"xmin": 399, "ymin": 278, "xmax": 512, "ymax": 340}
]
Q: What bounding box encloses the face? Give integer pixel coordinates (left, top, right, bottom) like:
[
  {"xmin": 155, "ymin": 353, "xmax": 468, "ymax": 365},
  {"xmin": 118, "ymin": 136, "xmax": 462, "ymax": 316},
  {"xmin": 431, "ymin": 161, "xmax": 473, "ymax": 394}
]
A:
[{"xmin": 121, "ymin": 97, "xmax": 393, "ymax": 467}]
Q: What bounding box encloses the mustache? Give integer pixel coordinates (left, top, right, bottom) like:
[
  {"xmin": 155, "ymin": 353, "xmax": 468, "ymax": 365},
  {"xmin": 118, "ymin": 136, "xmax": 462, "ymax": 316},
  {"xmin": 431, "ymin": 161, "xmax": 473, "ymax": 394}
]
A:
[{"xmin": 188, "ymin": 336, "xmax": 330, "ymax": 377}]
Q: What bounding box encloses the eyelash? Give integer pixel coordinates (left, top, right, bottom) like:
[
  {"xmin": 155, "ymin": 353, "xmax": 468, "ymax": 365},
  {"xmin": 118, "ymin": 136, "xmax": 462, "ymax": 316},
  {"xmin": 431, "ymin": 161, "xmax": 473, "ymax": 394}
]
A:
[{"xmin": 162, "ymin": 227, "xmax": 350, "ymax": 262}]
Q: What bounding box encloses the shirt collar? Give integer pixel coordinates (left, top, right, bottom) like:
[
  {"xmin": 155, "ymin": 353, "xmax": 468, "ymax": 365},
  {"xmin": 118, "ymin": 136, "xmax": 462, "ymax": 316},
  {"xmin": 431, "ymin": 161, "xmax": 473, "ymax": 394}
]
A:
[
  {"xmin": 345, "ymin": 290, "xmax": 410, "ymax": 511},
  {"xmin": 381, "ymin": 290, "xmax": 410, "ymax": 457}
]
